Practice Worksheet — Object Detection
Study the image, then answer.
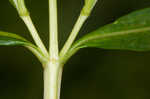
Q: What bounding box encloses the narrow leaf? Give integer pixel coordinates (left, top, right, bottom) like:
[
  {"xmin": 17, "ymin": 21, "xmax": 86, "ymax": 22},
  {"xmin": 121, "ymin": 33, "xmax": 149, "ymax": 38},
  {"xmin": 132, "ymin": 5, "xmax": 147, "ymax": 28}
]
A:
[
  {"xmin": 0, "ymin": 31, "xmax": 28, "ymax": 46},
  {"xmin": 61, "ymin": 8, "xmax": 150, "ymax": 64},
  {"xmin": 0, "ymin": 31, "xmax": 48, "ymax": 63}
]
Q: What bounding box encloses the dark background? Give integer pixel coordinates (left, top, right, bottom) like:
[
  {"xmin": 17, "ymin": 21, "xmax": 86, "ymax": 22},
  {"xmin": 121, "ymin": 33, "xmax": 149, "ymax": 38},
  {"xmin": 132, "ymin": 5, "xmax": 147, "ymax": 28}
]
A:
[{"xmin": 0, "ymin": 0, "xmax": 150, "ymax": 99}]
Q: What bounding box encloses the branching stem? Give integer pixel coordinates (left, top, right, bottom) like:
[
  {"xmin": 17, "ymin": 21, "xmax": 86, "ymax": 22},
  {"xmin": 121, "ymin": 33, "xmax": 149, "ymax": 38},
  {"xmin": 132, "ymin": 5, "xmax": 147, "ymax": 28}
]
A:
[
  {"xmin": 21, "ymin": 16, "xmax": 49, "ymax": 57},
  {"xmin": 43, "ymin": 0, "xmax": 60, "ymax": 99},
  {"xmin": 60, "ymin": 14, "xmax": 88, "ymax": 58},
  {"xmin": 49, "ymin": 0, "xmax": 59, "ymax": 58}
]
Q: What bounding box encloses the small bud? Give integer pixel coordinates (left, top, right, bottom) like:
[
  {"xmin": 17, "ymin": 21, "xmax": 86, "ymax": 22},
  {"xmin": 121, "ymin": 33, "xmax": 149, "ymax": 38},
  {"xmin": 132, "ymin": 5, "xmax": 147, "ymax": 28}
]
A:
[
  {"xmin": 9, "ymin": 0, "xmax": 29, "ymax": 16},
  {"xmin": 82, "ymin": 0, "xmax": 97, "ymax": 16}
]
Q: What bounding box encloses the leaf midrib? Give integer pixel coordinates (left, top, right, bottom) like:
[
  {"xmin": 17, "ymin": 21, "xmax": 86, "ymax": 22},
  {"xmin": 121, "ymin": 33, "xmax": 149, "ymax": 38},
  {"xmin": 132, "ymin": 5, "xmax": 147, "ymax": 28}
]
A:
[{"xmin": 73, "ymin": 27, "xmax": 150, "ymax": 49}]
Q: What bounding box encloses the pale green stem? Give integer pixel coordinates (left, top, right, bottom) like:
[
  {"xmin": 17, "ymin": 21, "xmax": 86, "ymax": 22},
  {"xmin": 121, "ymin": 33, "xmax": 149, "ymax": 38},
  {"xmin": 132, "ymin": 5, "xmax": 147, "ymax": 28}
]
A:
[
  {"xmin": 60, "ymin": 14, "xmax": 88, "ymax": 58},
  {"xmin": 21, "ymin": 16, "xmax": 49, "ymax": 57},
  {"xmin": 57, "ymin": 67, "xmax": 63, "ymax": 99},
  {"xmin": 44, "ymin": 0, "xmax": 60, "ymax": 99},
  {"xmin": 49, "ymin": 0, "xmax": 59, "ymax": 58},
  {"xmin": 26, "ymin": 46, "xmax": 49, "ymax": 65},
  {"xmin": 44, "ymin": 62, "xmax": 62, "ymax": 99}
]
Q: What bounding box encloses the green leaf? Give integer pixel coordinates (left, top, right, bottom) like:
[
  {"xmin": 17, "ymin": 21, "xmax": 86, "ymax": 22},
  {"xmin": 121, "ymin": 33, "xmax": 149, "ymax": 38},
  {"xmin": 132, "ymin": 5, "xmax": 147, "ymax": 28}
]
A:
[
  {"xmin": 61, "ymin": 8, "xmax": 150, "ymax": 65},
  {"xmin": 0, "ymin": 31, "xmax": 48, "ymax": 63},
  {"xmin": 0, "ymin": 31, "xmax": 29, "ymax": 46}
]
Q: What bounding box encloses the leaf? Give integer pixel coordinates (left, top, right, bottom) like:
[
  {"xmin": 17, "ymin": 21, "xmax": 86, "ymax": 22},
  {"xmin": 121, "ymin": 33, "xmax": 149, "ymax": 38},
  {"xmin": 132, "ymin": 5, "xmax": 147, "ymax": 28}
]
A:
[
  {"xmin": 0, "ymin": 31, "xmax": 48, "ymax": 63},
  {"xmin": 61, "ymin": 8, "xmax": 150, "ymax": 64},
  {"xmin": 0, "ymin": 31, "xmax": 29, "ymax": 46}
]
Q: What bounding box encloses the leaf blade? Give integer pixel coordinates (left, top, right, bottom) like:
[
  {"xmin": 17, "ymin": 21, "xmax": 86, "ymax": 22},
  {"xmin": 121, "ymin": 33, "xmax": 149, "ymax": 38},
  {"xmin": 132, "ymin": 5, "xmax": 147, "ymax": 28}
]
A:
[
  {"xmin": 73, "ymin": 8, "xmax": 150, "ymax": 51},
  {"xmin": 0, "ymin": 31, "xmax": 29, "ymax": 46},
  {"xmin": 0, "ymin": 31, "xmax": 48, "ymax": 63},
  {"xmin": 73, "ymin": 27, "xmax": 150, "ymax": 51}
]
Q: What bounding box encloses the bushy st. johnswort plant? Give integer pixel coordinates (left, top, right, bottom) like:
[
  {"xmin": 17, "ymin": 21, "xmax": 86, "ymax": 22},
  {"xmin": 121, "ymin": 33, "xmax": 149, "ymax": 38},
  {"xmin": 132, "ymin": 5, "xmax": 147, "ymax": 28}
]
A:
[{"xmin": 0, "ymin": 0, "xmax": 150, "ymax": 99}]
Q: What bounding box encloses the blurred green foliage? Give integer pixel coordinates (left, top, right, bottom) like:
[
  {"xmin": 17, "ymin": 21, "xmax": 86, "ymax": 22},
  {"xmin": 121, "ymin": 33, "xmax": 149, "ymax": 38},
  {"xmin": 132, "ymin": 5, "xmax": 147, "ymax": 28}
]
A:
[{"xmin": 0, "ymin": 0, "xmax": 150, "ymax": 99}]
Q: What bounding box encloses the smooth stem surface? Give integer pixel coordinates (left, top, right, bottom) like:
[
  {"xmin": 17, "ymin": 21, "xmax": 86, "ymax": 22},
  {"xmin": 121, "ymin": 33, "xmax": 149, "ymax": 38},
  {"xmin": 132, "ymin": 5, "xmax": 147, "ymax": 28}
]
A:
[
  {"xmin": 57, "ymin": 67, "xmax": 63, "ymax": 99},
  {"xmin": 45, "ymin": 0, "xmax": 60, "ymax": 99},
  {"xmin": 49, "ymin": 0, "xmax": 59, "ymax": 58},
  {"xmin": 26, "ymin": 46, "xmax": 49, "ymax": 64},
  {"xmin": 44, "ymin": 62, "xmax": 62, "ymax": 99},
  {"xmin": 60, "ymin": 15, "xmax": 88, "ymax": 58},
  {"xmin": 21, "ymin": 16, "xmax": 49, "ymax": 57}
]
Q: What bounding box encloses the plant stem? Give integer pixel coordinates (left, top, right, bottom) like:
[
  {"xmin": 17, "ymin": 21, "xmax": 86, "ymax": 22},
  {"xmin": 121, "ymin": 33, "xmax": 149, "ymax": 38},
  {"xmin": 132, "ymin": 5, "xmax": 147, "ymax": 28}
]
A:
[
  {"xmin": 26, "ymin": 45, "xmax": 49, "ymax": 65},
  {"xmin": 57, "ymin": 67, "xmax": 63, "ymax": 99},
  {"xmin": 45, "ymin": 0, "xmax": 60, "ymax": 99},
  {"xmin": 49, "ymin": 0, "xmax": 59, "ymax": 58},
  {"xmin": 21, "ymin": 16, "xmax": 49, "ymax": 57},
  {"xmin": 60, "ymin": 14, "xmax": 88, "ymax": 58},
  {"xmin": 44, "ymin": 62, "xmax": 62, "ymax": 99}
]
